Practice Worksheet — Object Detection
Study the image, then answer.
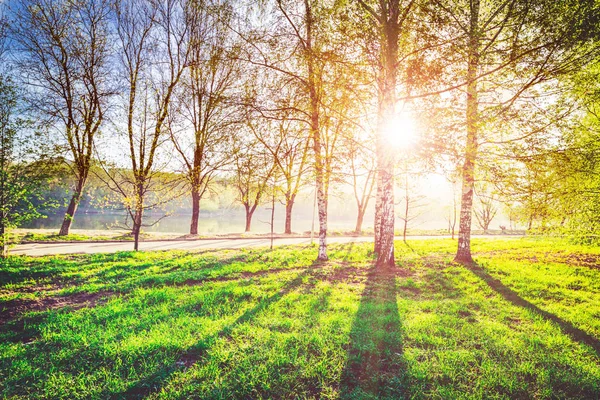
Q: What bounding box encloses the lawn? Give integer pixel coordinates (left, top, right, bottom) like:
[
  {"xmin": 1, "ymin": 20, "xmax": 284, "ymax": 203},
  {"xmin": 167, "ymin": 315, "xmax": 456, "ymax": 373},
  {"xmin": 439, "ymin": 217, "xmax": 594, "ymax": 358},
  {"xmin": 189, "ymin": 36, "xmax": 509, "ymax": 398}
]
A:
[{"xmin": 0, "ymin": 238, "xmax": 599, "ymax": 399}]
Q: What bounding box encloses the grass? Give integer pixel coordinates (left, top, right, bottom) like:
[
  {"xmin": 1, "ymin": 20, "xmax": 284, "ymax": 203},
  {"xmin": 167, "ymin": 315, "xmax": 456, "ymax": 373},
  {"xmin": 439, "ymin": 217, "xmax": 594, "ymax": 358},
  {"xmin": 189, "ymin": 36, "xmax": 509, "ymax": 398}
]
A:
[
  {"xmin": 13, "ymin": 229, "xmax": 186, "ymax": 244},
  {"xmin": 0, "ymin": 237, "xmax": 599, "ymax": 399}
]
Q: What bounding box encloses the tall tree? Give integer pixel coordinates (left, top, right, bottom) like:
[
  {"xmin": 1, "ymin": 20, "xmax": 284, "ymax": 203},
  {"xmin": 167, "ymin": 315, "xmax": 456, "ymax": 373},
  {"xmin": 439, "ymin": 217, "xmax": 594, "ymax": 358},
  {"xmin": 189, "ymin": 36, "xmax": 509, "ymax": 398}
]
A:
[
  {"xmin": 0, "ymin": 69, "xmax": 58, "ymax": 257},
  {"xmin": 111, "ymin": 0, "xmax": 191, "ymax": 250},
  {"xmin": 428, "ymin": 0, "xmax": 599, "ymax": 263},
  {"xmin": 10, "ymin": 0, "xmax": 113, "ymax": 236},
  {"xmin": 355, "ymin": 0, "xmax": 417, "ymax": 266},
  {"xmin": 238, "ymin": 0, "xmax": 346, "ymax": 259},
  {"xmin": 171, "ymin": 0, "xmax": 239, "ymax": 235}
]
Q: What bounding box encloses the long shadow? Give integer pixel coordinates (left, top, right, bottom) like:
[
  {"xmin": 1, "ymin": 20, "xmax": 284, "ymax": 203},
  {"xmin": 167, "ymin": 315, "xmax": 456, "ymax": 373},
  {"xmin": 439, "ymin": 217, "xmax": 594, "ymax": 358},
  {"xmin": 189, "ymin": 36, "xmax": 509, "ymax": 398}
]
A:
[
  {"xmin": 339, "ymin": 266, "xmax": 407, "ymax": 399},
  {"xmin": 111, "ymin": 267, "xmax": 313, "ymax": 399},
  {"xmin": 465, "ymin": 262, "xmax": 600, "ymax": 356},
  {"xmin": 0, "ymin": 249, "xmax": 233, "ymax": 288}
]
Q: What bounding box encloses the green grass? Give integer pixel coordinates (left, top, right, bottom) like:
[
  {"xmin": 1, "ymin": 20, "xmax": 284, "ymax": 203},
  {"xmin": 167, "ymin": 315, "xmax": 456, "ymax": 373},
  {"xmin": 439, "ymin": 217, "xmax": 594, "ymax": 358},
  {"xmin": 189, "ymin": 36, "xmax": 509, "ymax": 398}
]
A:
[{"xmin": 1, "ymin": 238, "xmax": 599, "ymax": 399}]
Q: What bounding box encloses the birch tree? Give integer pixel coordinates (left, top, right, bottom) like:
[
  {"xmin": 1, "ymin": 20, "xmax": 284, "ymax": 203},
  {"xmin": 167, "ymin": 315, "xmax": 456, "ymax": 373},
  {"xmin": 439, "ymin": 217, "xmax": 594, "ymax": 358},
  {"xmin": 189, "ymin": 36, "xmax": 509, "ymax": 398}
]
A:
[
  {"xmin": 238, "ymin": 0, "xmax": 346, "ymax": 259},
  {"xmin": 429, "ymin": 0, "xmax": 599, "ymax": 263},
  {"xmin": 354, "ymin": 0, "xmax": 417, "ymax": 266}
]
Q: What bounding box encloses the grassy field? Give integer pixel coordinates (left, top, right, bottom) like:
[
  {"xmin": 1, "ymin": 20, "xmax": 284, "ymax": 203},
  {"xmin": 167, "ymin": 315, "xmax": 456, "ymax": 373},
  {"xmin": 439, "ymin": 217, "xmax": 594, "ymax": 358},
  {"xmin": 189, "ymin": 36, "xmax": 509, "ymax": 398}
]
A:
[{"xmin": 1, "ymin": 238, "xmax": 599, "ymax": 399}]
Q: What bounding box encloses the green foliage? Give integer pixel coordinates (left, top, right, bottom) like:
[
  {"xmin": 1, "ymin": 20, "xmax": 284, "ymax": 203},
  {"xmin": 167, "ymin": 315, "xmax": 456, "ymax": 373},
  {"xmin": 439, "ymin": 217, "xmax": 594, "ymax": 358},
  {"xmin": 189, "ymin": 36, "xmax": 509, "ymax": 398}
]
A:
[
  {"xmin": 0, "ymin": 74, "xmax": 59, "ymax": 255},
  {"xmin": 1, "ymin": 239, "xmax": 599, "ymax": 398}
]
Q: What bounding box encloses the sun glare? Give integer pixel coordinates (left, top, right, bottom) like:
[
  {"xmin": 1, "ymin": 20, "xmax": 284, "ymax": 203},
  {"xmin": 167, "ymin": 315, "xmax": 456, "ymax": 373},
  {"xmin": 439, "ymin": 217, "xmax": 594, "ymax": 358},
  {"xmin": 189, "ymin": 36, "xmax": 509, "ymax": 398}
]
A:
[{"xmin": 383, "ymin": 113, "xmax": 418, "ymax": 150}]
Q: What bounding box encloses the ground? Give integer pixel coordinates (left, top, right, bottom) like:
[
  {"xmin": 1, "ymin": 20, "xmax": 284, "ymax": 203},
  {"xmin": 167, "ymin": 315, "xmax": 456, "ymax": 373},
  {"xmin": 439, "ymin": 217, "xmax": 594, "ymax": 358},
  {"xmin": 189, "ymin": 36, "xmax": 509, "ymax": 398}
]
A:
[
  {"xmin": 1, "ymin": 238, "xmax": 599, "ymax": 399},
  {"xmin": 10, "ymin": 232, "xmax": 522, "ymax": 257}
]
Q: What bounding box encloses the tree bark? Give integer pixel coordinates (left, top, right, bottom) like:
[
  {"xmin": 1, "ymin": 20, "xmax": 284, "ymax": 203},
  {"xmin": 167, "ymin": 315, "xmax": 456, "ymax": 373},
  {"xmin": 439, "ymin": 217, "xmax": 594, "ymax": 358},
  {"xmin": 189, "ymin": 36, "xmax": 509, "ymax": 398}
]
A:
[
  {"xmin": 284, "ymin": 195, "xmax": 294, "ymax": 234},
  {"xmin": 403, "ymin": 198, "xmax": 409, "ymax": 242},
  {"xmin": 373, "ymin": 173, "xmax": 383, "ymax": 254},
  {"xmin": 0, "ymin": 220, "xmax": 6, "ymax": 258},
  {"xmin": 374, "ymin": 2, "xmax": 400, "ymax": 268},
  {"xmin": 132, "ymin": 204, "xmax": 143, "ymax": 252},
  {"xmin": 244, "ymin": 204, "xmax": 257, "ymax": 232},
  {"xmin": 455, "ymin": 0, "xmax": 480, "ymax": 264},
  {"xmin": 304, "ymin": 0, "xmax": 328, "ymax": 261},
  {"xmin": 355, "ymin": 209, "xmax": 365, "ymax": 234},
  {"xmin": 58, "ymin": 175, "xmax": 87, "ymax": 236},
  {"xmin": 190, "ymin": 189, "xmax": 200, "ymax": 235},
  {"xmin": 375, "ymin": 161, "xmax": 395, "ymax": 267}
]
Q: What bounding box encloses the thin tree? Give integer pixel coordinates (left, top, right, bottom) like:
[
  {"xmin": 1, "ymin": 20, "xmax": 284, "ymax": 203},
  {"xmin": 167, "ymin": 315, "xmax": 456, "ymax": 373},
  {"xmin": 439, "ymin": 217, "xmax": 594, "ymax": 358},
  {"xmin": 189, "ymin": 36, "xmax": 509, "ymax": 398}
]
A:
[
  {"xmin": 346, "ymin": 131, "xmax": 376, "ymax": 234},
  {"xmin": 249, "ymin": 108, "xmax": 310, "ymax": 234},
  {"xmin": 10, "ymin": 0, "xmax": 113, "ymax": 235},
  {"xmin": 237, "ymin": 0, "xmax": 343, "ymax": 260},
  {"xmin": 445, "ymin": 179, "xmax": 459, "ymax": 239},
  {"xmin": 112, "ymin": 0, "xmax": 191, "ymax": 250},
  {"xmin": 397, "ymin": 169, "xmax": 426, "ymax": 242},
  {"xmin": 231, "ymin": 136, "xmax": 276, "ymax": 232},
  {"xmin": 171, "ymin": 0, "xmax": 239, "ymax": 235}
]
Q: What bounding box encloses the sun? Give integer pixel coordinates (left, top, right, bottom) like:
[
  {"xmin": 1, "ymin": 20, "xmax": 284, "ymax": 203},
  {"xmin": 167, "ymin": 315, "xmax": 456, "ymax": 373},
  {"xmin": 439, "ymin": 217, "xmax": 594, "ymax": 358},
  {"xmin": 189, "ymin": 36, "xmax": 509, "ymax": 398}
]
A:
[{"xmin": 382, "ymin": 112, "xmax": 419, "ymax": 150}]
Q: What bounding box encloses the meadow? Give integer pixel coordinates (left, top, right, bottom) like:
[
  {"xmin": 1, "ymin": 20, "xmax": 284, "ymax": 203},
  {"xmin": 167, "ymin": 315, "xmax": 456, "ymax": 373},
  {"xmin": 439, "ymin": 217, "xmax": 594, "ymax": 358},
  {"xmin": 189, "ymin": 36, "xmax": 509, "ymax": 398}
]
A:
[{"xmin": 1, "ymin": 238, "xmax": 599, "ymax": 399}]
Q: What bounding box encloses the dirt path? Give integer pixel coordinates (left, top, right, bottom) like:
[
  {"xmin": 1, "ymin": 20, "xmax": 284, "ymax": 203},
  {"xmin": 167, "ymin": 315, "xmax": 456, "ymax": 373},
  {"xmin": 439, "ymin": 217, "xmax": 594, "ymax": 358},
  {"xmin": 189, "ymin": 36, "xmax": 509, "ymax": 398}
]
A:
[{"xmin": 11, "ymin": 235, "xmax": 522, "ymax": 257}]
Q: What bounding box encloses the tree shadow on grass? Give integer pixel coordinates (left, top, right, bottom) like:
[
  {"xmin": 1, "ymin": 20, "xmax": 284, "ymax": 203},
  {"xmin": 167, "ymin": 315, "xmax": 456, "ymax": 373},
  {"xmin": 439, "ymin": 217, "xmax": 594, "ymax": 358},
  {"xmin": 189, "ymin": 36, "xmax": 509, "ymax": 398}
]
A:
[
  {"xmin": 339, "ymin": 266, "xmax": 407, "ymax": 399},
  {"xmin": 465, "ymin": 262, "xmax": 600, "ymax": 356},
  {"xmin": 111, "ymin": 267, "xmax": 314, "ymax": 399},
  {"xmin": 0, "ymin": 250, "xmax": 231, "ymax": 288}
]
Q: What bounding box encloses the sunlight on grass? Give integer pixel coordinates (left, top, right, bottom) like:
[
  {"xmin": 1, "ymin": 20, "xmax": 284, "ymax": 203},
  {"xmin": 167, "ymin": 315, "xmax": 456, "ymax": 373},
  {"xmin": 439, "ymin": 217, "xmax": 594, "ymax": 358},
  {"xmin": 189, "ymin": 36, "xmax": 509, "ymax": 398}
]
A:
[{"xmin": 1, "ymin": 238, "xmax": 599, "ymax": 398}]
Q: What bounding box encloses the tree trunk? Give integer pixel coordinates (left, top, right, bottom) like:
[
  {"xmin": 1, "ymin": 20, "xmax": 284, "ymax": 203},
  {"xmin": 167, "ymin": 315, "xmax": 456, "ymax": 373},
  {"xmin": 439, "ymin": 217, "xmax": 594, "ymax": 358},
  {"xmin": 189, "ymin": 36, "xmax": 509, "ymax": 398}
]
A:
[
  {"xmin": 376, "ymin": 156, "xmax": 395, "ymax": 267},
  {"xmin": 244, "ymin": 204, "xmax": 256, "ymax": 232},
  {"xmin": 132, "ymin": 184, "xmax": 144, "ymax": 251},
  {"xmin": 373, "ymin": 3, "xmax": 400, "ymax": 268},
  {"xmin": 374, "ymin": 173, "xmax": 383, "ymax": 254},
  {"xmin": 190, "ymin": 189, "xmax": 200, "ymax": 235},
  {"xmin": 304, "ymin": 0, "xmax": 328, "ymax": 262},
  {"xmin": 0, "ymin": 220, "xmax": 6, "ymax": 258},
  {"xmin": 58, "ymin": 175, "xmax": 86, "ymax": 236},
  {"xmin": 284, "ymin": 196, "xmax": 294, "ymax": 234},
  {"xmin": 355, "ymin": 208, "xmax": 365, "ymax": 234},
  {"xmin": 403, "ymin": 194, "xmax": 409, "ymax": 242},
  {"xmin": 132, "ymin": 205, "xmax": 143, "ymax": 251},
  {"xmin": 452, "ymin": 201, "xmax": 457, "ymax": 240},
  {"xmin": 455, "ymin": 0, "xmax": 480, "ymax": 264},
  {"xmin": 270, "ymin": 189, "xmax": 275, "ymax": 250}
]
